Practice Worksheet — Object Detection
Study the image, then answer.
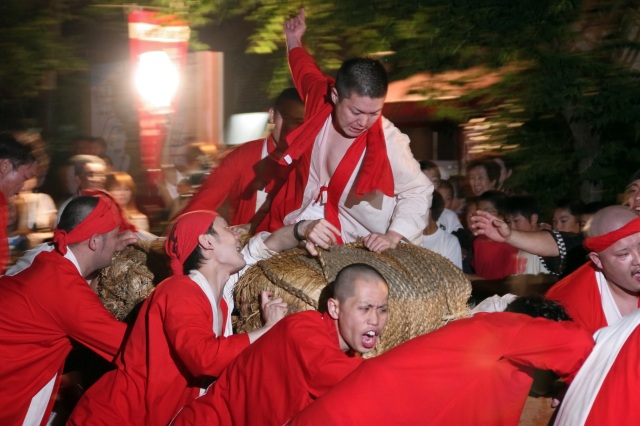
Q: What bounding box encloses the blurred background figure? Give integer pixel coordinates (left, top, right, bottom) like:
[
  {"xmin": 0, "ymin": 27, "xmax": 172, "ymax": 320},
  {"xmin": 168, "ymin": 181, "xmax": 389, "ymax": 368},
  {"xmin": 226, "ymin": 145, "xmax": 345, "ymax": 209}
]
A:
[
  {"xmin": 466, "ymin": 158, "xmax": 501, "ymax": 197},
  {"xmin": 419, "ymin": 160, "xmax": 441, "ymax": 190},
  {"xmin": 106, "ymin": 172, "xmax": 149, "ymax": 232},
  {"xmin": 552, "ymin": 198, "xmax": 584, "ymax": 234},
  {"xmin": 421, "ymin": 192, "xmax": 462, "ymax": 269},
  {"xmin": 0, "ymin": 131, "xmax": 38, "ymax": 272},
  {"xmin": 56, "ymin": 155, "xmax": 107, "ymax": 226}
]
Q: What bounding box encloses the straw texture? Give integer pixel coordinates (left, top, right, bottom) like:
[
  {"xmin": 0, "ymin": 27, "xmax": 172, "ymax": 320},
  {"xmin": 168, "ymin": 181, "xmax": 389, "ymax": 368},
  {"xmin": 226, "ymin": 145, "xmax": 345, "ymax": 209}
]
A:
[
  {"xmin": 236, "ymin": 241, "xmax": 471, "ymax": 357},
  {"xmin": 96, "ymin": 239, "xmax": 169, "ymax": 320}
]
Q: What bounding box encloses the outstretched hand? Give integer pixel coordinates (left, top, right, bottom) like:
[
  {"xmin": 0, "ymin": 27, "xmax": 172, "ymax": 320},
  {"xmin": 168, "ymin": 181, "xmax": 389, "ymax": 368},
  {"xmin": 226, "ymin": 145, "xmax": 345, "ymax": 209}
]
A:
[
  {"xmin": 470, "ymin": 210, "xmax": 511, "ymax": 242},
  {"xmin": 284, "ymin": 8, "xmax": 306, "ymax": 50}
]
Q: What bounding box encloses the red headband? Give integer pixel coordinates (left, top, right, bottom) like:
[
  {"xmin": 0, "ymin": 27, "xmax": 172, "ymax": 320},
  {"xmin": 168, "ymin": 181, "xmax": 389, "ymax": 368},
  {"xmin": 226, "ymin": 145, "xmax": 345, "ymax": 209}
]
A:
[
  {"xmin": 583, "ymin": 217, "xmax": 640, "ymax": 252},
  {"xmin": 54, "ymin": 193, "xmax": 124, "ymax": 255},
  {"xmin": 80, "ymin": 189, "xmax": 137, "ymax": 233},
  {"xmin": 165, "ymin": 210, "xmax": 218, "ymax": 275}
]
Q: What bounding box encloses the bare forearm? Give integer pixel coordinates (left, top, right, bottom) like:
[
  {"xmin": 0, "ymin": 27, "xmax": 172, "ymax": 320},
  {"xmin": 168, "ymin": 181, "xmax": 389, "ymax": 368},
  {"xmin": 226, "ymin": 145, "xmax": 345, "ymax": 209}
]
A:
[{"xmin": 505, "ymin": 230, "xmax": 559, "ymax": 257}]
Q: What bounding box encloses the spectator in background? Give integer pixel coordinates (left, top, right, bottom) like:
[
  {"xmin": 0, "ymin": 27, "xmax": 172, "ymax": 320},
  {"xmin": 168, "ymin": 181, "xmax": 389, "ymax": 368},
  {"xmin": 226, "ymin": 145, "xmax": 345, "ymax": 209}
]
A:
[
  {"xmin": 491, "ymin": 155, "xmax": 513, "ymax": 191},
  {"xmin": 56, "ymin": 155, "xmax": 107, "ymax": 226},
  {"xmin": 0, "ymin": 132, "xmax": 38, "ymax": 272},
  {"xmin": 552, "ymin": 198, "xmax": 584, "ymax": 234},
  {"xmin": 435, "ymin": 180, "xmax": 463, "ymax": 233},
  {"xmin": 447, "ymin": 175, "xmax": 468, "ymax": 215},
  {"xmin": 503, "ymin": 195, "xmax": 553, "ymax": 275},
  {"xmin": 419, "ymin": 160, "xmax": 441, "ymax": 190},
  {"xmin": 467, "ymin": 158, "xmax": 501, "ymax": 197},
  {"xmin": 456, "ymin": 196, "xmax": 478, "ymax": 274},
  {"xmin": 504, "ymin": 194, "xmax": 541, "ymax": 232},
  {"xmin": 420, "ymin": 167, "xmax": 463, "ymax": 234},
  {"xmin": 472, "ymin": 191, "xmax": 519, "ymax": 280},
  {"xmin": 421, "ymin": 192, "xmax": 462, "ymax": 269},
  {"xmin": 106, "ymin": 172, "xmax": 149, "ymax": 233}
]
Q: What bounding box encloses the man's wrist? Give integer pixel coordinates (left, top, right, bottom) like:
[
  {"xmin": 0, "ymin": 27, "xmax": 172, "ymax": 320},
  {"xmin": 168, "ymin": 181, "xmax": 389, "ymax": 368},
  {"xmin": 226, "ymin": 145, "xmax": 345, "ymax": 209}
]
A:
[{"xmin": 385, "ymin": 230, "xmax": 403, "ymax": 244}]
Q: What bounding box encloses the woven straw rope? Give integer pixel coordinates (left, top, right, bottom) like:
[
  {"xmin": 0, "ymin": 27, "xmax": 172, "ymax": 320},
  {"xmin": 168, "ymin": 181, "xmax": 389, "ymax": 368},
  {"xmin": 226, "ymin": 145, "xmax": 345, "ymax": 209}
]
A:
[{"xmin": 236, "ymin": 241, "xmax": 471, "ymax": 357}]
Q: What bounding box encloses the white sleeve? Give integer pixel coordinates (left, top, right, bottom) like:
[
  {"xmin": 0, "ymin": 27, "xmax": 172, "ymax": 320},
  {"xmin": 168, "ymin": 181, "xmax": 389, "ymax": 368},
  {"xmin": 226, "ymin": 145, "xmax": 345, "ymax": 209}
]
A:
[{"xmin": 383, "ymin": 119, "xmax": 433, "ymax": 243}]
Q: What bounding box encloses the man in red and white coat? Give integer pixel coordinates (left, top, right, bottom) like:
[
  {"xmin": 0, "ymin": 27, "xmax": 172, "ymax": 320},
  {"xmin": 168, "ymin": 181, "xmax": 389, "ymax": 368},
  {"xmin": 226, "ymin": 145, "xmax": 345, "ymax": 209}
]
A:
[
  {"xmin": 68, "ymin": 211, "xmax": 339, "ymax": 426},
  {"xmin": 289, "ymin": 296, "xmax": 594, "ymax": 426},
  {"xmin": 545, "ymin": 205, "xmax": 640, "ymax": 335},
  {"xmin": 181, "ymin": 88, "xmax": 304, "ymax": 230},
  {"xmin": 170, "ymin": 263, "xmax": 390, "ymax": 426},
  {"xmin": 266, "ymin": 9, "xmax": 432, "ymax": 253},
  {"xmin": 554, "ymin": 308, "xmax": 640, "ymax": 425},
  {"xmin": 0, "ymin": 192, "xmax": 138, "ymax": 426}
]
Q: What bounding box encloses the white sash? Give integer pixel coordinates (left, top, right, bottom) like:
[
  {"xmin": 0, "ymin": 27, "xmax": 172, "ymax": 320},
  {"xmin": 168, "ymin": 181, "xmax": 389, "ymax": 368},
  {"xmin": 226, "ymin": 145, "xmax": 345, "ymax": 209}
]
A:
[{"xmin": 554, "ymin": 310, "xmax": 640, "ymax": 425}]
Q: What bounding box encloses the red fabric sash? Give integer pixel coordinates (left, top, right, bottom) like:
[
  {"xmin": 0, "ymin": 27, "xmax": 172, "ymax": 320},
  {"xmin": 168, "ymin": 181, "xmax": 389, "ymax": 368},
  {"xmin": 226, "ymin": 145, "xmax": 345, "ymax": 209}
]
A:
[
  {"xmin": 265, "ymin": 48, "xmax": 397, "ymax": 235},
  {"xmin": 166, "ymin": 210, "xmax": 218, "ymax": 275},
  {"xmin": 54, "ymin": 192, "xmax": 125, "ymax": 255},
  {"xmin": 584, "ymin": 217, "xmax": 640, "ymax": 252}
]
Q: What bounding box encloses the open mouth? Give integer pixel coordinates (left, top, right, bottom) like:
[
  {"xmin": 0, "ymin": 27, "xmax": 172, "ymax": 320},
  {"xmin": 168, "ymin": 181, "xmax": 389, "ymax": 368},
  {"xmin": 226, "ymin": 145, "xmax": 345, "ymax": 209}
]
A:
[{"xmin": 362, "ymin": 330, "xmax": 378, "ymax": 349}]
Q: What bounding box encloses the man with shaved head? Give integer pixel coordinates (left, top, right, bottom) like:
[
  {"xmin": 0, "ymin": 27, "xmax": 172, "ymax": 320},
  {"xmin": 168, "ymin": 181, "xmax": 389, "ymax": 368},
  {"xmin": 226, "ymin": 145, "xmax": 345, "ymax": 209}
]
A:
[
  {"xmin": 170, "ymin": 263, "xmax": 389, "ymax": 426},
  {"xmin": 545, "ymin": 205, "xmax": 640, "ymax": 334}
]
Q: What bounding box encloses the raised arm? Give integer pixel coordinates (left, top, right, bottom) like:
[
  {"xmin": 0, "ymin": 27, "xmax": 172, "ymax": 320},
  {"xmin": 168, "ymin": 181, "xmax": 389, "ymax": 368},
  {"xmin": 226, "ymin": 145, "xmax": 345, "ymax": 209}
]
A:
[
  {"xmin": 284, "ymin": 8, "xmax": 306, "ymax": 51},
  {"xmin": 471, "ymin": 210, "xmax": 560, "ymax": 257}
]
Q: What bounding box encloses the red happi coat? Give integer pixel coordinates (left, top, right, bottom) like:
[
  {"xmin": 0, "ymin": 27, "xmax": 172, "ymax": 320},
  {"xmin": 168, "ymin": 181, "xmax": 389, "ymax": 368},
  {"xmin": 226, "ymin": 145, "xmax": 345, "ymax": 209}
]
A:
[
  {"xmin": 545, "ymin": 262, "xmax": 640, "ymax": 335},
  {"xmin": 182, "ymin": 136, "xmax": 289, "ymax": 231},
  {"xmin": 68, "ymin": 275, "xmax": 250, "ymax": 426},
  {"xmin": 171, "ymin": 311, "xmax": 364, "ymax": 426},
  {"xmin": 290, "ymin": 313, "xmax": 594, "ymax": 426},
  {"xmin": 265, "ymin": 47, "xmax": 394, "ymax": 237},
  {"xmin": 0, "ymin": 250, "xmax": 126, "ymax": 426}
]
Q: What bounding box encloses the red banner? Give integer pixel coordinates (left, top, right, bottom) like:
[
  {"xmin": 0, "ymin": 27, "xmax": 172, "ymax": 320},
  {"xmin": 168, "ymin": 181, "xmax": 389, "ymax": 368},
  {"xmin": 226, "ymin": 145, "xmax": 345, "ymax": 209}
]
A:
[{"xmin": 128, "ymin": 10, "xmax": 190, "ymax": 183}]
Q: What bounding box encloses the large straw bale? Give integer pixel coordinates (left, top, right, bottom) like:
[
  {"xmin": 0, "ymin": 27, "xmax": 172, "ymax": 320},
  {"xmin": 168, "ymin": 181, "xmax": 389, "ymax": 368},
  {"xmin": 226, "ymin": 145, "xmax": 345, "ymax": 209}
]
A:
[
  {"xmin": 235, "ymin": 241, "xmax": 471, "ymax": 357},
  {"xmin": 96, "ymin": 239, "xmax": 170, "ymax": 321}
]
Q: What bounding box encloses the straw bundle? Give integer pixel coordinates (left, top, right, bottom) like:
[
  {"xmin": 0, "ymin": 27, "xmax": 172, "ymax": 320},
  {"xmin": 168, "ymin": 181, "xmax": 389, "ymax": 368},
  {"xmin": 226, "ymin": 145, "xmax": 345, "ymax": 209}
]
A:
[
  {"xmin": 96, "ymin": 239, "xmax": 170, "ymax": 321},
  {"xmin": 235, "ymin": 241, "xmax": 471, "ymax": 357}
]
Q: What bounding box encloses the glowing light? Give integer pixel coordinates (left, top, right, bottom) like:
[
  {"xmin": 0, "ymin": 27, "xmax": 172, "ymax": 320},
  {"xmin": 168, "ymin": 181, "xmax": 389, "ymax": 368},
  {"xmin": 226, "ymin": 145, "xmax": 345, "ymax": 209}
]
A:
[{"xmin": 134, "ymin": 51, "xmax": 179, "ymax": 112}]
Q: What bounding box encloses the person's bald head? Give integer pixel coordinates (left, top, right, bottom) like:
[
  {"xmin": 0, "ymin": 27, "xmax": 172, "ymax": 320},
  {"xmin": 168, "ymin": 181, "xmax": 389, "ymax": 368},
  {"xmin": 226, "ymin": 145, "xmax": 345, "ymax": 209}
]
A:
[
  {"xmin": 332, "ymin": 263, "xmax": 388, "ymax": 302},
  {"xmin": 587, "ymin": 205, "xmax": 639, "ymax": 238}
]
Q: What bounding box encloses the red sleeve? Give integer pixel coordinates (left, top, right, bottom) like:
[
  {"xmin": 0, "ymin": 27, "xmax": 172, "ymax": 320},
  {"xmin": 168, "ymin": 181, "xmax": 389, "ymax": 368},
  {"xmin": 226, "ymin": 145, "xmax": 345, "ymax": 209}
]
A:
[
  {"xmin": 163, "ymin": 284, "xmax": 250, "ymax": 377},
  {"xmin": 545, "ymin": 264, "xmax": 607, "ymax": 335},
  {"xmin": 180, "ymin": 148, "xmax": 244, "ymax": 216},
  {"xmin": 57, "ymin": 277, "xmax": 127, "ymax": 362},
  {"xmin": 307, "ymin": 350, "xmax": 363, "ymax": 398},
  {"xmin": 502, "ymin": 316, "xmax": 594, "ymax": 383},
  {"xmin": 288, "ymin": 47, "xmax": 333, "ymax": 119},
  {"xmin": 290, "ymin": 317, "xmax": 364, "ymax": 398}
]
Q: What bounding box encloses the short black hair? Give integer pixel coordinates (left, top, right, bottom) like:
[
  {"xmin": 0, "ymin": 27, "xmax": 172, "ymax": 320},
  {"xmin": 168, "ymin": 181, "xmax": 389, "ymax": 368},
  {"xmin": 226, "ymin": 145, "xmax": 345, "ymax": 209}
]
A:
[
  {"xmin": 274, "ymin": 87, "xmax": 303, "ymax": 112},
  {"xmin": 57, "ymin": 196, "xmax": 100, "ymax": 233},
  {"xmin": 466, "ymin": 158, "xmax": 501, "ymax": 186},
  {"xmin": 0, "ymin": 132, "xmax": 37, "ymax": 169},
  {"xmin": 477, "ymin": 190, "xmax": 507, "ymax": 215},
  {"xmin": 419, "ymin": 160, "xmax": 440, "ymax": 173},
  {"xmin": 182, "ymin": 224, "xmax": 216, "ymax": 275},
  {"xmin": 554, "ymin": 198, "xmax": 585, "ymax": 216},
  {"xmin": 504, "ymin": 195, "xmax": 540, "ymax": 221},
  {"xmin": 505, "ymin": 294, "xmax": 571, "ymax": 322},
  {"xmin": 333, "ymin": 263, "xmax": 387, "ymax": 302},
  {"xmin": 430, "ymin": 191, "xmax": 445, "ymax": 222},
  {"xmin": 335, "ymin": 57, "xmax": 388, "ymax": 100}
]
